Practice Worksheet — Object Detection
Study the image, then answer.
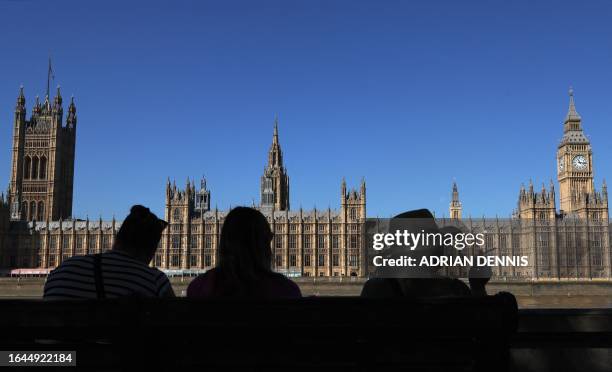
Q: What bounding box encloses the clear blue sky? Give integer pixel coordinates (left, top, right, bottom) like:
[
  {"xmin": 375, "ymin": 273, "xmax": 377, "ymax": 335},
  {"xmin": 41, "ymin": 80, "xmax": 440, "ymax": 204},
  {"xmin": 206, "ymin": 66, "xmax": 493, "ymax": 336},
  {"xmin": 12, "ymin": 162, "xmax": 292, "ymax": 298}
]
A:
[{"xmin": 1, "ymin": 0, "xmax": 611, "ymax": 220}]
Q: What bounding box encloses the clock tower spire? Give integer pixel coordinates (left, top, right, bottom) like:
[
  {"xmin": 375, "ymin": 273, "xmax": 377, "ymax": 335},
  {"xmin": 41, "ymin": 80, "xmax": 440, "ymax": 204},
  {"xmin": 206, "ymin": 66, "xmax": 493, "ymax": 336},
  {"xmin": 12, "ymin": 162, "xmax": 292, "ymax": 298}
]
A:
[{"xmin": 557, "ymin": 88, "xmax": 607, "ymax": 218}]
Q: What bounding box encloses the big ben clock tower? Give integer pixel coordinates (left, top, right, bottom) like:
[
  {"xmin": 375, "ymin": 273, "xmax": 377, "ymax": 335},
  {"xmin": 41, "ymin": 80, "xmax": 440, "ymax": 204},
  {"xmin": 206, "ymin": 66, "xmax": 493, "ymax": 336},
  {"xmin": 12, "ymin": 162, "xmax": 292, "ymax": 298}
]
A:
[{"xmin": 557, "ymin": 88, "xmax": 607, "ymax": 218}]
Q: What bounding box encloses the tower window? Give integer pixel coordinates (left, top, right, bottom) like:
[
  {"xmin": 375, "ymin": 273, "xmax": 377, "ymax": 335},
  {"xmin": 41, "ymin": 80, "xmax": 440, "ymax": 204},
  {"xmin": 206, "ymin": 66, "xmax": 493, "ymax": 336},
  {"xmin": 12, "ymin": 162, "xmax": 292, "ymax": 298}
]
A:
[
  {"xmin": 31, "ymin": 157, "xmax": 39, "ymax": 179},
  {"xmin": 37, "ymin": 201, "xmax": 45, "ymax": 221},
  {"xmin": 23, "ymin": 156, "xmax": 31, "ymax": 180},
  {"xmin": 39, "ymin": 156, "xmax": 47, "ymax": 180},
  {"xmin": 29, "ymin": 202, "xmax": 36, "ymax": 221},
  {"xmin": 173, "ymin": 208, "xmax": 182, "ymax": 223}
]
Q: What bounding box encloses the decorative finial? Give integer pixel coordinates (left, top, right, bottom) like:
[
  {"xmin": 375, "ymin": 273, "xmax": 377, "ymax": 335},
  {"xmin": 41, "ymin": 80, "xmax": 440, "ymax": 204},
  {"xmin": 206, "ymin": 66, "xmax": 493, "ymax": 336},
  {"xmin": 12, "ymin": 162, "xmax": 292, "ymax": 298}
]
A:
[{"xmin": 569, "ymin": 86, "xmax": 574, "ymax": 97}]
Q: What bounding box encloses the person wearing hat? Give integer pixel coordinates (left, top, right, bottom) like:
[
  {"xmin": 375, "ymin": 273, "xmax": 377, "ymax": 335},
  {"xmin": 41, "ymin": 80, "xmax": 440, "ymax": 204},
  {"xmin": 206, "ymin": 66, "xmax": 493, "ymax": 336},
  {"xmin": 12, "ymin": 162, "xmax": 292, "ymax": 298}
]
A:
[
  {"xmin": 361, "ymin": 209, "xmax": 471, "ymax": 298},
  {"xmin": 44, "ymin": 205, "xmax": 174, "ymax": 299}
]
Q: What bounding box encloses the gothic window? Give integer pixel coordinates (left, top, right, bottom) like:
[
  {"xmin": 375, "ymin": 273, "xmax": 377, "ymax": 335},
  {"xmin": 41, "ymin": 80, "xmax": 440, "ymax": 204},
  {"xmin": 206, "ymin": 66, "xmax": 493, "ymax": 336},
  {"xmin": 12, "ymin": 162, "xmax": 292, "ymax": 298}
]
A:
[
  {"xmin": 303, "ymin": 235, "xmax": 311, "ymax": 249},
  {"xmin": 204, "ymin": 254, "xmax": 212, "ymax": 266},
  {"xmin": 288, "ymin": 235, "xmax": 297, "ymax": 249},
  {"xmin": 289, "ymin": 253, "xmax": 297, "ymax": 267},
  {"xmin": 29, "ymin": 202, "xmax": 36, "ymax": 221},
  {"xmin": 591, "ymin": 233, "xmax": 603, "ymax": 267},
  {"xmin": 349, "ymin": 208, "xmax": 357, "ymax": 220},
  {"xmin": 304, "ymin": 253, "xmax": 311, "ymax": 267},
  {"xmin": 31, "ymin": 156, "xmax": 39, "ymax": 179},
  {"xmin": 50, "ymin": 236, "xmax": 58, "ymax": 252},
  {"xmin": 349, "ymin": 253, "xmax": 359, "ymax": 267},
  {"xmin": 22, "ymin": 201, "xmax": 28, "ymax": 220},
  {"xmin": 204, "ymin": 236, "xmax": 212, "ymax": 249},
  {"xmin": 275, "ymin": 255, "xmax": 282, "ymax": 267},
  {"xmin": 173, "ymin": 208, "xmax": 182, "ymax": 223},
  {"xmin": 332, "ymin": 235, "xmax": 339, "ymax": 249},
  {"xmin": 76, "ymin": 235, "xmax": 84, "ymax": 254},
  {"xmin": 318, "ymin": 254, "xmax": 325, "ymax": 266},
  {"xmin": 189, "ymin": 254, "xmax": 198, "ymax": 268},
  {"xmin": 190, "ymin": 237, "xmax": 199, "ymax": 249},
  {"xmin": 171, "ymin": 235, "xmax": 180, "ymax": 249},
  {"xmin": 349, "ymin": 235, "xmax": 358, "ymax": 249},
  {"xmin": 318, "ymin": 235, "xmax": 325, "ymax": 249},
  {"xmin": 171, "ymin": 255, "xmax": 180, "ymax": 267},
  {"xmin": 332, "ymin": 253, "xmax": 339, "ymax": 267},
  {"xmin": 62, "ymin": 236, "xmax": 70, "ymax": 251},
  {"xmin": 154, "ymin": 254, "xmax": 162, "ymax": 267},
  {"xmin": 23, "ymin": 156, "xmax": 31, "ymax": 180},
  {"xmin": 275, "ymin": 235, "xmax": 283, "ymax": 249},
  {"xmin": 37, "ymin": 201, "xmax": 45, "ymax": 221},
  {"xmin": 39, "ymin": 156, "xmax": 47, "ymax": 179},
  {"xmin": 88, "ymin": 237, "xmax": 97, "ymax": 253},
  {"xmin": 102, "ymin": 235, "xmax": 111, "ymax": 250}
]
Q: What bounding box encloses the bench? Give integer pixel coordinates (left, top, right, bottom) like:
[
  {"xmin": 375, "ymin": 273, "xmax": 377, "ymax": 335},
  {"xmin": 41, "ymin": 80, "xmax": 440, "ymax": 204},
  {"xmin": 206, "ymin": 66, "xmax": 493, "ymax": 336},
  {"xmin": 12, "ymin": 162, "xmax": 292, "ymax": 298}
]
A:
[{"xmin": 0, "ymin": 293, "xmax": 518, "ymax": 371}]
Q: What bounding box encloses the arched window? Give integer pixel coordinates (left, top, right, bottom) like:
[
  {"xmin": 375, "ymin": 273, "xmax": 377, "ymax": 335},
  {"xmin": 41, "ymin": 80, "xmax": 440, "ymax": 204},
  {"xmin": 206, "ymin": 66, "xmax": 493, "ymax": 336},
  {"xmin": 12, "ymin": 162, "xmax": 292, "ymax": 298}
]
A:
[
  {"xmin": 29, "ymin": 202, "xmax": 36, "ymax": 221},
  {"xmin": 31, "ymin": 157, "xmax": 39, "ymax": 179},
  {"xmin": 39, "ymin": 156, "xmax": 47, "ymax": 179},
  {"xmin": 23, "ymin": 156, "xmax": 31, "ymax": 180},
  {"xmin": 173, "ymin": 208, "xmax": 182, "ymax": 223},
  {"xmin": 37, "ymin": 201, "xmax": 45, "ymax": 221},
  {"xmin": 22, "ymin": 201, "xmax": 28, "ymax": 220}
]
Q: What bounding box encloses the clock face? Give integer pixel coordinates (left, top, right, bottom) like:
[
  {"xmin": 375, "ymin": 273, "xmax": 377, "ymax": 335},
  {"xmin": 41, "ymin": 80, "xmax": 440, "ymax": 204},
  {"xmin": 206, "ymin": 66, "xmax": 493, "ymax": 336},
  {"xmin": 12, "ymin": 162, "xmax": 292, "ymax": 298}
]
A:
[
  {"xmin": 572, "ymin": 155, "xmax": 588, "ymax": 170},
  {"xmin": 558, "ymin": 158, "xmax": 565, "ymax": 172}
]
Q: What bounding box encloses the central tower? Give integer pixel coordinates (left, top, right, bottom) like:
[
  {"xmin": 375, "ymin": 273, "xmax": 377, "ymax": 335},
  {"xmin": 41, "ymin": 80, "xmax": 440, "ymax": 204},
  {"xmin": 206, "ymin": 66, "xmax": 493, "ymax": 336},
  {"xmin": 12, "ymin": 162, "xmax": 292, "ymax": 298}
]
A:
[{"xmin": 260, "ymin": 117, "xmax": 289, "ymax": 211}]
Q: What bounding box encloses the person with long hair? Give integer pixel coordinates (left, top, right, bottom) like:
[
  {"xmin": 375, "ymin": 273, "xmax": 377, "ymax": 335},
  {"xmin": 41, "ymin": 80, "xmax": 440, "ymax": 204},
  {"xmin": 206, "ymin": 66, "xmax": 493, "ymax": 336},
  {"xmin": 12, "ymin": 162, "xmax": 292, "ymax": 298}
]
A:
[{"xmin": 187, "ymin": 207, "xmax": 301, "ymax": 298}]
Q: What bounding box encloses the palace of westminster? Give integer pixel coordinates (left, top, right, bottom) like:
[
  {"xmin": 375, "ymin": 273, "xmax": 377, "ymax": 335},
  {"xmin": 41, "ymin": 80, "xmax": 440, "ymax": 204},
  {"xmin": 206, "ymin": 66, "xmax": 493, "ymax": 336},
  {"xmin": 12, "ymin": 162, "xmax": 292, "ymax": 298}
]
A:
[{"xmin": 0, "ymin": 81, "xmax": 609, "ymax": 280}]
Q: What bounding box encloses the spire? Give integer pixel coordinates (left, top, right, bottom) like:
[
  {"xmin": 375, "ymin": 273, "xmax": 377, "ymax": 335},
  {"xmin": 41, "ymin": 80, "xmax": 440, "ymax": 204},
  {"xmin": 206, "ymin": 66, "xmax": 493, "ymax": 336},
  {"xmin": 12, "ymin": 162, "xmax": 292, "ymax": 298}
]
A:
[
  {"xmin": 54, "ymin": 85, "xmax": 62, "ymax": 106},
  {"xmin": 47, "ymin": 56, "xmax": 55, "ymax": 99},
  {"xmin": 16, "ymin": 85, "xmax": 25, "ymax": 108},
  {"xmin": 452, "ymin": 181, "xmax": 459, "ymax": 202},
  {"xmin": 273, "ymin": 115, "xmax": 279, "ymax": 145},
  {"xmin": 565, "ymin": 86, "xmax": 581, "ymax": 123}
]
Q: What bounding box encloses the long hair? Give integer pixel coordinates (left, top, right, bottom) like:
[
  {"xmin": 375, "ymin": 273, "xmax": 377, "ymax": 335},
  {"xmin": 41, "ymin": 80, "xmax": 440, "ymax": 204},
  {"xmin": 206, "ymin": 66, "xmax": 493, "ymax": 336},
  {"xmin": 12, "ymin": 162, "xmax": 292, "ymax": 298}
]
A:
[{"xmin": 215, "ymin": 207, "xmax": 273, "ymax": 295}]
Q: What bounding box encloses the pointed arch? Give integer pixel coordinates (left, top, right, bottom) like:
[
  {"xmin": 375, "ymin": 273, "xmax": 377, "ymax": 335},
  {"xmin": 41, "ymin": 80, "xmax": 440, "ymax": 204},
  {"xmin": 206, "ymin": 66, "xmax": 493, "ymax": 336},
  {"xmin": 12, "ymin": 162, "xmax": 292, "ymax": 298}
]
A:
[
  {"xmin": 23, "ymin": 156, "xmax": 31, "ymax": 180},
  {"xmin": 22, "ymin": 201, "xmax": 28, "ymax": 220},
  {"xmin": 31, "ymin": 156, "xmax": 39, "ymax": 179},
  {"xmin": 29, "ymin": 202, "xmax": 36, "ymax": 222},
  {"xmin": 37, "ymin": 201, "xmax": 45, "ymax": 221},
  {"xmin": 39, "ymin": 156, "xmax": 47, "ymax": 180}
]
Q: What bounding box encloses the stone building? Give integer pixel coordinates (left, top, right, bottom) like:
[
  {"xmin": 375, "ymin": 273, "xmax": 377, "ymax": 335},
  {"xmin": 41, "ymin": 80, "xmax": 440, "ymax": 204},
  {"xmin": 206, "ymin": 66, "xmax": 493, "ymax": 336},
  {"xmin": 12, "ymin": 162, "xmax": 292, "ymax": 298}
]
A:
[
  {"xmin": 0, "ymin": 84, "xmax": 610, "ymax": 281},
  {"xmin": 156, "ymin": 122, "xmax": 367, "ymax": 277},
  {"xmin": 9, "ymin": 86, "xmax": 76, "ymax": 222},
  {"xmin": 445, "ymin": 89, "xmax": 610, "ymax": 280}
]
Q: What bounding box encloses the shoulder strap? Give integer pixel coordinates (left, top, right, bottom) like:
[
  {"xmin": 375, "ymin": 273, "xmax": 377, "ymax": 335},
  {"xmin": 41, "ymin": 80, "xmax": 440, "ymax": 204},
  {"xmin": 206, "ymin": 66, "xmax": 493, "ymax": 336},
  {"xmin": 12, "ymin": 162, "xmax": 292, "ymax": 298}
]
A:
[{"xmin": 93, "ymin": 254, "xmax": 106, "ymax": 299}]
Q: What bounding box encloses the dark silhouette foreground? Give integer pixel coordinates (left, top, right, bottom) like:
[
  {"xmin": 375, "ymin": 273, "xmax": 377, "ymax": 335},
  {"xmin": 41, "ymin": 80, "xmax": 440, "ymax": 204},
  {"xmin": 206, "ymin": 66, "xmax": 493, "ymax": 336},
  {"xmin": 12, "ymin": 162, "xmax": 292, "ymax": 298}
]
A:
[
  {"xmin": 362, "ymin": 209, "xmax": 473, "ymax": 298},
  {"xmin": 188, "ymin": 207, "xmax": 301, "ymax": 298},
  {"xmin": 43, "ymin": 205, "xmax": 173, "ymax": 299}
]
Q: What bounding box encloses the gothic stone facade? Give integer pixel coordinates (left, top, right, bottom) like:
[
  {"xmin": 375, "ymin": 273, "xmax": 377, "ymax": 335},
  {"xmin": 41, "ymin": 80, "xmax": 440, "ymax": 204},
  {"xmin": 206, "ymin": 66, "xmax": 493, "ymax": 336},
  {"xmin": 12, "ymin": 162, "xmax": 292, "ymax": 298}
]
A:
[
  {"xmin": 0, "ymin": 86, "xmax": 610, "ymax": 281},
  {"xmin": 156, "ymin": 122, "xmax": 367, "ymax": 277},
  {"xmin": 446, "ymin": 89, "xmax": 610, "ymax": 280}
]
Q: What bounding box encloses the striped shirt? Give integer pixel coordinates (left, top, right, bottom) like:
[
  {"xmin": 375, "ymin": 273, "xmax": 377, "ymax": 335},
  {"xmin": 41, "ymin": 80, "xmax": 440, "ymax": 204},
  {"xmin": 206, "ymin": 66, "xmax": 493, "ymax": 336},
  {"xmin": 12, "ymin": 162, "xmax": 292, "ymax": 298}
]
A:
[{"xmin": 43, "ymin": 251, "xmax": 172, "ymax": 300}]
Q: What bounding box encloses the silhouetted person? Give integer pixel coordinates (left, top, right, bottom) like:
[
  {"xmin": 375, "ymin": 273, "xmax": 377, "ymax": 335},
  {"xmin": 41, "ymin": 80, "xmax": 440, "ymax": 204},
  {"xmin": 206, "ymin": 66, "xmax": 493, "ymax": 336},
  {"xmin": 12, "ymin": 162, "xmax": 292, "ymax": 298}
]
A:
[
  {"xmin": 469, "ymin": 259, "xmax": 492, "ymax": 297},
  {"xmin": 187, "ymin": 207, "xmax": 301, "ymax": 298},
  {"xmin": 361, "ymin": 209, "xmax": 470, "ymax": 298},
  {"xmin": 44, "ymin": 205, "xmax": 174, "ymax": 299}
]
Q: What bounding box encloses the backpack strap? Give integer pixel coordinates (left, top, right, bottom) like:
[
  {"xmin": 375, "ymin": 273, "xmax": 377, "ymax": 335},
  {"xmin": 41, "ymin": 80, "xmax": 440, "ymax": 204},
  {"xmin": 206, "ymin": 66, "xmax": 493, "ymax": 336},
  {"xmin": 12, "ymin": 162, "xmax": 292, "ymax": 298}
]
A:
[{"xmin": 93, "ymin": 254, "xmax": 106, "ymax": 300}]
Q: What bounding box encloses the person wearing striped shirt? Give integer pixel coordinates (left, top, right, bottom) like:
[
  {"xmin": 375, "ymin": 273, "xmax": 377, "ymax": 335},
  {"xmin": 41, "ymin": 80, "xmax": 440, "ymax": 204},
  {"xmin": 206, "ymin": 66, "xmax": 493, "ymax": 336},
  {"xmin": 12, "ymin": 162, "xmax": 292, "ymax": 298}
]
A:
[{"xmin": 44, "ymin": 205, "xmax": 174, "ymax": 299}]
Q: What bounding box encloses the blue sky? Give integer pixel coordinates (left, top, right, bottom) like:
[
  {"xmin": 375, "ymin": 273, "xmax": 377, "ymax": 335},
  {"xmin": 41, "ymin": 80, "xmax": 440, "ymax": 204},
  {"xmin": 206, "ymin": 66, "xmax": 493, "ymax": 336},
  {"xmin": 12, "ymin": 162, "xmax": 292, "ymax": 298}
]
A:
[{"xmin": 0, "ymin": 0, "xmax": 611, "ymax": 220}]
